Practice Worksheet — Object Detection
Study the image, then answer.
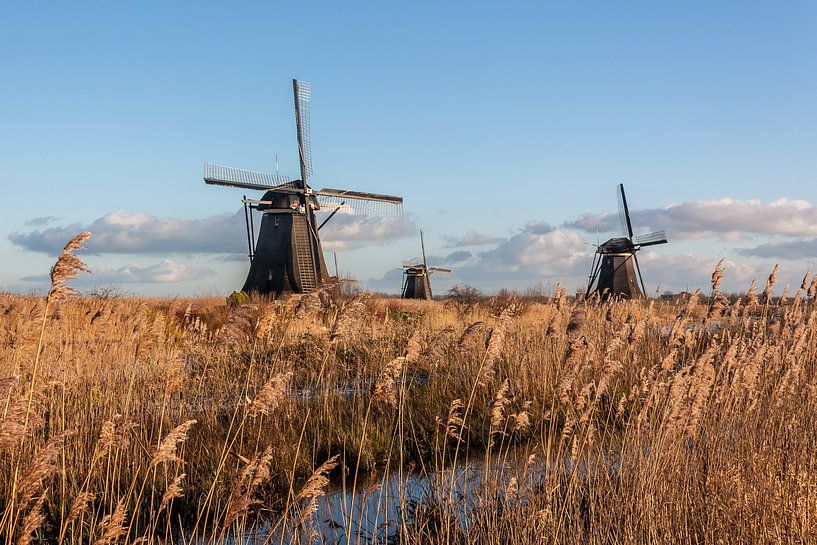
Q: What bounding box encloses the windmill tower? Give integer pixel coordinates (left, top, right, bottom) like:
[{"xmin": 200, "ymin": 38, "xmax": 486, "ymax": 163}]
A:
[
  {"xmin": 204, "ymin": 79, "xmax": 404, "ymax": 296},
  {"xmin": 586, "ymin": 184, "xmax": 668, "ymax": 300},
  {"xmin": 402, "ymin": 231, "xmax": 452, "ymax": 300}
]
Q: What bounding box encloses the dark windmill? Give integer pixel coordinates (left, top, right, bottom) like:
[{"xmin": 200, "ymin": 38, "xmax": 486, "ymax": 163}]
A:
[
  {"xmin": 585, "ymin": 184, "xmax": 668, "ymax": 299},
  {"xmin": 204, "ymin": 79, "xmax": 404, "ymax": 296},
  {"xmin": 402, "ymin": 231, "xmax": 451, "ymax": 300}
]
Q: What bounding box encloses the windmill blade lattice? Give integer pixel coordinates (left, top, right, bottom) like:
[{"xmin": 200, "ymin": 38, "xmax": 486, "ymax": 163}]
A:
[
  {"xmin": 633, "ymin": 230, "xmax": 668, "ymax": 247},
  {"xmin": 293, "ymin": 80, "xmax": 313, "ymax": 181},
  {"xmin": 317, "ymin": 192, "xmax": 404, "ymax": 217},
  {"xmin": 617, "ymin": 183, "xmax": 634, "ymax": 238},
  {"xmin": 204, "ymin": 162, "xmax": 294, "ymax": 191}
]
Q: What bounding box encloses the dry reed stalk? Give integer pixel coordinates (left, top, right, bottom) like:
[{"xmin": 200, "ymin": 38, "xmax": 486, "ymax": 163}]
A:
[
  {"xmin": 255, "ymin": 304, "xmax": 278, "ymax": 340},
  {"xmin": 150, "ymin": 419, "xmax": 196, "ymax": 466},
  {"xmin": 371, "ymin": 356, "xmax": 406, "ymax": 408},
  {"xmin": 488, "ymin": 379, "xmax": 512, "ymax": 448},
  {"xmin": 330, "ymin": 296, "xmax": 367, "ymax": 343},
  {"xmin": 297, "ymin": 454, "xmax": 340, "ymax": 526},
  {"xmin": 19, "ymin": 432, "xmax": 70, "ymax": 509},
  {"xmin": 0, "ymin": 390, "xmax": 45, "ymax": 450},
  {"xmin": 444, "ymin": 399, "xmax": 465, "ymax": 441},
  {"xmin": 746, "ymin": 279, "xmax": 759, "ymax": 307},
  {"xmin": 458, "ymin": 321, "xmax": 486, "ymax": 349},
  {"xmin": 711, "ymin": 259, "xmax": 726, "ymax": 292},
  {"xmin": 159, "ymin": 473, "xmax": 186, "ymax": 514},
  {"xmin": 480, "ymin": 305, "xmax": 516, "ymax": 387},
  {"xmin": 763, "ymin": 264, "xmax": 780, "ymax": 304},
  {"xmin": 17, "ymin": 494, "xmax": 46, "ymax": 545},
  {"xmin": 248, "ymin": 371, "xmax": 292, "ymax": 416},
  {"xmin": 424, "ymin": 326, "xmax": 456, "ymax": 361},
  {"xmin": 47, "ymin": 231, "xmax": 92, "ymax": 302},
  {"xmin": 93, "ymin": 500, "xmax": 128, "ymax": 545},
  {"xmin": 59, "ymin": 491, "xmax": 95, "ymax": 542},
  {"xmin": 223, "ymin": 446, "xmax": 274, "ymax": 526}
]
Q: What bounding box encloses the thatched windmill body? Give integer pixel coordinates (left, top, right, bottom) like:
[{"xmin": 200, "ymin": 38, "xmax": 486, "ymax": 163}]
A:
[
  {"xmin": 586, "ymin": 184, "xmax": 668, "ymax": 299},
  {"xmin": 204, "ymin": 80, "xmax": 403, "ymax": 296},
  {"xmin": 402, "ymin": 231, "xmax": 451, "ymax": 299}
]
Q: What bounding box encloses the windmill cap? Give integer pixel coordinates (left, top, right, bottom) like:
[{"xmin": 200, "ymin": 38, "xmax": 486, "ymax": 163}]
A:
[{"xmin": 600, "ymin": 237, "xmax": 635, "ymax": 253}]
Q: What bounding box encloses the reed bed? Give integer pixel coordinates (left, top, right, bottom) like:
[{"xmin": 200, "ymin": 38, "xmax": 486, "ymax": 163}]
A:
[{"xmin": 2, "ymin": 236, "xmax": 817, "ymax": 543}]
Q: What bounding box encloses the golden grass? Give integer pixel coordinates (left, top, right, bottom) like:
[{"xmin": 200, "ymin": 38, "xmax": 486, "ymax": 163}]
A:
[{"xmin": 2, "ymin": 242, "xmax": 817, "ymax": 543}]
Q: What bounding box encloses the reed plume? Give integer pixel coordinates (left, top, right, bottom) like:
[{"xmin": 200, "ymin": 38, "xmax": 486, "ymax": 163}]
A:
[
  {"xmin": 17, "ymin": 495, "xmax": 46, "ymax": 545},
  {"xmin": 763, "ymin": 264, "xmax": 779, "ymax": 304},
  {"xmin": 93, "ymin": 500, "xmax": 128, "ymax": 545},
  {"xmin": 248, "ymin": 372, "xmax": 292, "ymax": 416},
  {"xmin": 297, "ymin": 454, "xmax": 340, "ymax": 526},
  {"xmin": 48, "ymin": 231, "xmax": 92, "ymax": 302},
  {"xmin": 150, "ymin": 419, "xmax": 196, "ymax": 466}
]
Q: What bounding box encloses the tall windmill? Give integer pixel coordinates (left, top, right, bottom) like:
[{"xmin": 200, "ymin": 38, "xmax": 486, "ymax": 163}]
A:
[
  {"xmin": 402, "ymin": 231, "xmax": 451, "ymax": 300},
  {"xmin": 585, "ymin": 184, "xmax": 668, "ymax": 299},
  {"xmin": 204, "ymin": 79, "xmax": 404, "ymax": 296}
]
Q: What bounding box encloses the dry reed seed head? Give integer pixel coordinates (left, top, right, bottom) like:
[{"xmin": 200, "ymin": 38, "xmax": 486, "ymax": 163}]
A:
[
  {"xmin": 801, "ymin": 271, "xmax": 811, "ymax": 292},
  {"xmin": 329, "ymin": 296, "xmax": 368, "ymax": 343},
  {"xmin": 746, "ymin": 279, "xmax": 759, "ymax": 307},
  {"xmin": 150, "ymin": 419, "xmax": 196, "ymax": 466},
  {"xmin": 480, "ymin": 304, "xmax": 517, "ymax": 387},
  {"xmin": 219, "ymin": 305, "xmax": 258, "ymax": 345},
  {"xmin": 297, "ymin": 454, "xmax": 340, "ymax": 502},
  {"xmin": 249, "ymin": 371, "xmax": 293, "ymax": 416},
  {"xmin": 48, "ymin": 231, "xmax": 92, "ymax": 302},
  {"xmin": 255, "ymin": 305, "xmax": 278, "ymax": 340},
  {"xmin": 17, "ymin": 494, "xmax": 46, "ymax": 545},
  {"xmin": 371, "ymin": 356, "xmax": 406, "ymax": 408},
  {"xmin": 0, "ymin": 389, "xmax": 46, "ymax": 451},
  {"xmin": 223, "ymin": 494, "xmax": 258, "ymax": 528},
  {"xmin": 763, "ymin": 264, "xmax": 780, "ymax": 304},
  {"xmin": 93, "ymin": 500, "xmax": 128, "ymax": 545},
  {"xmin": 159, "ymin": 473, "xmax": 185, "ymax": 513},
  {"xmin": 95, "ymin": 414, "xmax": 132, "ymax": 459},
  {"xmin": 780, "ymin": 284, "xmax": 790, "ymax": 306},
  {"xmin": 233, "ymin": 446, "xmax": 274, "ymax": 498},
  {"xmin": 405, "ymin": 329, "xmax": 424, "ymax": 361},
  {"xmin": 566, "ymin": 308, "xmax": 585, "ymax": 338},
  {"xmin": 444, "ymin": 398, "xmax": 465, "ymax": 441},
  {"xmin": 457, "ymin": 321, "xmax": 486, "ymax": 349},
  {"xmin": 65, "ymin": 491, "xmax": 96, "ymax": 529},
  {"xmin": 808, "ymin": 274, "xmax": 817, "ymax": 301},
  {"xmin": 489, "ymin": 379, "xmax": 512, "ymax": 448},
  {"xmin": 512, "ymin": 400, "xmax": 532, "ymax": 433},
  {"xmin": 423, "ymin": 326, "xmax": 456, "ymax": 361},
  {"xmin": 711, "ymin": 259, "xmax": 726, "ymax": 293},
  {"xmin": 19, "ymin": 431, "xmax": 71, "ymax": 509},
  {"xmin": 707, "ymin": 293, "xmax": 730, "ymax": 321}
]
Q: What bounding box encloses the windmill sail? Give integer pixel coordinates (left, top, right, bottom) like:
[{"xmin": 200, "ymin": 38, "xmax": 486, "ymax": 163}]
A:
[
  {"xmin": 316, "ymin": 189, "xmax": 404, "ymax": 217},
  {"xmin": 617, "ymin": 183, "xmax": 634, "ymax": 238},
  {"xmin": 293, "ymin": 79, "xmax": 313, "ymax": 182},
  {"xmin": 204, "ymin": 162, "xmax": 294, "ymax": 191},
  {"xmin": 633, "ymin": 230, "xmax": 668, "ymax": 247}
]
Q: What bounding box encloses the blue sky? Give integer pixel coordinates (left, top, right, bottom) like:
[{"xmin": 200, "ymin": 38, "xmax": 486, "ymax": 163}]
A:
[{"xmin": 3, "ymin": 1, "xmax": 817, "ymax": 296}]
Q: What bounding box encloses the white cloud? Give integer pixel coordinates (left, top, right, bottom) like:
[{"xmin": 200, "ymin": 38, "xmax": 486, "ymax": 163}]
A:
[
  {"xmin": 444, "ymin": 231, "xmax": 505, "ymax": 247},
  {"xmin": 11, "ymin": 209, "xmax": 415, "ymax": 255},
  {"xmin": 566, "ymin": 198, "xmax": 817, "ymax": 240},
  {"xmin": 20, "ymin": 260, "xmax": 214, "ymax": 286},
  {"xmin": 318, "ymin": 214, "xmax": 415, "ymax": 251}
]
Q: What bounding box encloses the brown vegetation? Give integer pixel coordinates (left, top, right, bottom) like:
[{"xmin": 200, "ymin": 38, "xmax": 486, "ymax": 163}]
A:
[{"xmin": 2, "ymin": 237, "xmax": 817, "ymax": 543}]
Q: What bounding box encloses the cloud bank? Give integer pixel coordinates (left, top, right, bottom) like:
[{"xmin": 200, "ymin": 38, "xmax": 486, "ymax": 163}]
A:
[
  {"xmin": 565, "ymin": 198, "xmax": 817, "ymax": 240},
  {"xmin": 11, "ymin": 209, "xmax": 416, "ymax": 255}
]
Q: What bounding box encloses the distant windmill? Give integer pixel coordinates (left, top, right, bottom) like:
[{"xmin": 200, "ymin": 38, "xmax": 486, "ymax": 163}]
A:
[
  {"xmin": 203, "ymin": 80, "xmax": 404, "ymax": 296},
  {"xmin": 586, "ymin": 183, "xmax": 668, "ymax": 299},
  {"xmin": 402, "ymin": 231, "xmax": 451, "ymax": 300}
]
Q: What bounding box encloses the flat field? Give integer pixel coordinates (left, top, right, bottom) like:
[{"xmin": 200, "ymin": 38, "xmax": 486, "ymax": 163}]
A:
[{"xmin": 2, "ymin": 282, "xmax": 817, "ymax": 544}]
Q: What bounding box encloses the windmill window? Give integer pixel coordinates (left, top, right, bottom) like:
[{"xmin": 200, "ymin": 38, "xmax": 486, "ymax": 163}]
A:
[{"xmin": 274, "ymin": 217, "xmax": 280, "ymax": 227}]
